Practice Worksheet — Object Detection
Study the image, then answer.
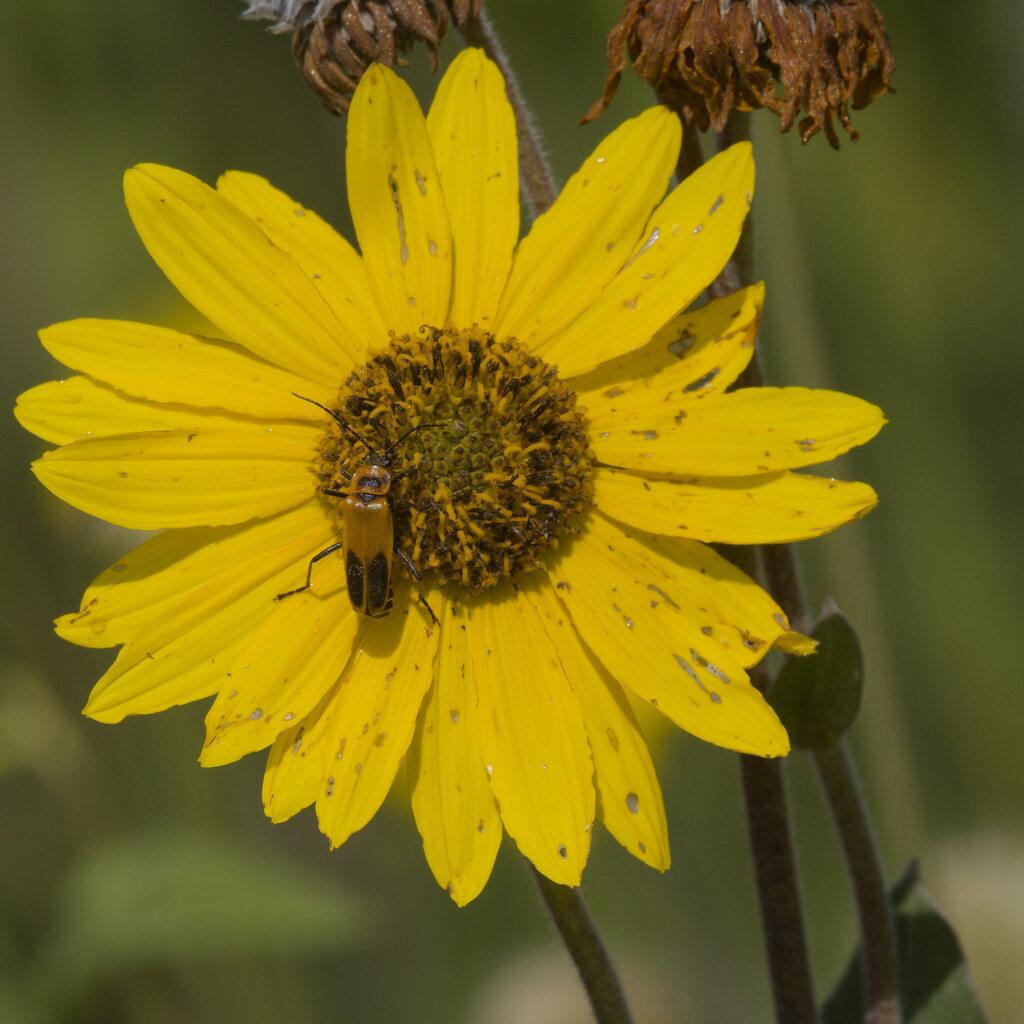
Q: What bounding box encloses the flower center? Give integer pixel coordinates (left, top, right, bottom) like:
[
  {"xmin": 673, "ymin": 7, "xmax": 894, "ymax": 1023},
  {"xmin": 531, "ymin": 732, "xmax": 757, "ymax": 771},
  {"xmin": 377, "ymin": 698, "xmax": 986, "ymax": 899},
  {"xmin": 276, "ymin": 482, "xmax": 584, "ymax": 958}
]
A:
[{"xmin": 316, "ymin": 326, "xmax": 594, "ymax": 591}]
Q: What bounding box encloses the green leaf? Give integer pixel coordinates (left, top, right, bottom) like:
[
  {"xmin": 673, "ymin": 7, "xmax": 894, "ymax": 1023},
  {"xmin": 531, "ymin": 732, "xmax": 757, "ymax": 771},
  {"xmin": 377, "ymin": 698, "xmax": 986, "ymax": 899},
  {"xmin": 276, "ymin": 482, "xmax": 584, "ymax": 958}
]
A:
[
  {"xmin": 22, "ymin": 828, "xmax": 364, "ymax": 1013},
  {"xmin": 769, "ymin": 604, "xmax": 863, "ymax": 749},
  {"xmin": 822, "ymin": 861, "xmax": 992, "ymax": 1024}
]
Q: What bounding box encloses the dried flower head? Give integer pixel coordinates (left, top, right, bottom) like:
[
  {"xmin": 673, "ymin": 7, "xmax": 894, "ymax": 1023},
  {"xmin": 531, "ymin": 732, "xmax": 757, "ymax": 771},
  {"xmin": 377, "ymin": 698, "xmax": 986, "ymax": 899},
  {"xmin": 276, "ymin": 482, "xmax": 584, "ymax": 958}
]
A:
[
  {"xmin": 585, "ymin": 0, "xmax": 895, "ymax": 148},
  {"xmin": 243, "ymin": 0, "xmax": 482, "ymax": 114}
]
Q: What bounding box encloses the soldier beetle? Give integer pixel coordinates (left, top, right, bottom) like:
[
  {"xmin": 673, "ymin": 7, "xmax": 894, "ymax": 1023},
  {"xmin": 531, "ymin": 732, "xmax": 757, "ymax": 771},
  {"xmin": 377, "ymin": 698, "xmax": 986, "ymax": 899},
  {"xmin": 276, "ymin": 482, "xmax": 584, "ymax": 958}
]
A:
[{"xmin": 275, "ymin": 395, "xmax": 436, "ymax": 621}]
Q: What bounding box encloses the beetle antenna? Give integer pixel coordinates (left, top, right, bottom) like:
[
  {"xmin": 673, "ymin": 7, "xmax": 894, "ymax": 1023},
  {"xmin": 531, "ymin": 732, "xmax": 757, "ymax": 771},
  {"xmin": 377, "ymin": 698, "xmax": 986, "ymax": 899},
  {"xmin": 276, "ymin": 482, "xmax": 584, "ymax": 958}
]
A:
[
  {"xmin": 377, "ymin": 421, "xmax": 442, "ymax": 459},
  {"xmin": 394, "ymin": 422, "xmax": 439, "ymax": 445},
  {"xmin": 292, "ymin": 393, "xmax": 374, "ymax": 454}
]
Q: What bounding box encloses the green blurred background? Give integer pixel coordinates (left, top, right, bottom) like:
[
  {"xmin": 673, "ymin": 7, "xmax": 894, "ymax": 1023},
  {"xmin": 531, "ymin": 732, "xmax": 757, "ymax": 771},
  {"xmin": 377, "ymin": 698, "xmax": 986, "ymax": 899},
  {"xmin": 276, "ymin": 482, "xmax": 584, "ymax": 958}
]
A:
[{"xmin": 2, "ymin": 1, "xmax": 1021, "ymax": 1021}]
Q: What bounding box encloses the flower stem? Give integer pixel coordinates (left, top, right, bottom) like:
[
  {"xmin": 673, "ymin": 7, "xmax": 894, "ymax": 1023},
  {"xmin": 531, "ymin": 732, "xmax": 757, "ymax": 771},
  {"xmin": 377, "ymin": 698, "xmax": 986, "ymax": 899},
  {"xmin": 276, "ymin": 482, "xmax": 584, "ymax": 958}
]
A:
[
  {"xmin": 815, "ymin": 743, "xmax": 903, "ymax": 1024},
  {"xmin": 459, "ymin": 10, "xmax": 558, "ymax": 216},
  {"xmin": 748, "ymin": 438, "xmax": 901, "ymax": 1022},
  {"xmin": 705, "ymin": 112, "xmax": 900, "ymax": 1021},
  {"xmin": 760, "ymin": 542, "xmax": 807, "ymax": 630},
  {"xmin": 677, "ymin": 112, "xmax": 820, "ymax": 1024},
  {"xmin": 530, "ymin": 867, "xmax": 635, "ymax": 1024},
  {"xmin": 740, "ymin": 724, "xmax": 820, "ymax": 1024},
  {"xmin": 756, "ymin": 519, "xmax": 902, "ymax": 1024}
]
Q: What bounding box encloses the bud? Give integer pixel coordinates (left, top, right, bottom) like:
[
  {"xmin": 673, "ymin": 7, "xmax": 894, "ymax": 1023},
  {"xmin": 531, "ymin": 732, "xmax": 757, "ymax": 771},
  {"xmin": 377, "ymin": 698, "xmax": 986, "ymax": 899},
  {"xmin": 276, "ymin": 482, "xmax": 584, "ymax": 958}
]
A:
[
  {"xmin": 243, "ymin": 1, "xmax": 483, "ymax": 115},
  {"xmin": 585, "ymin": 0, "xmax": 895, "ymax": 148}
]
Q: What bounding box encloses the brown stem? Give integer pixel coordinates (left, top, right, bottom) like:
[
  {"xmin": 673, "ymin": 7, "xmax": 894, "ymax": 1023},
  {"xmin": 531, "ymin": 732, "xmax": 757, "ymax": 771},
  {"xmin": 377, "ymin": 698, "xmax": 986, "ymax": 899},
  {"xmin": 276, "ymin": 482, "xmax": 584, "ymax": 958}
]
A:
[
  {"xmin": 710, "ymin": 112, "xmax": 755, "ymax": 300},
  {"xmin": 741, "ymin": 730, "xmax": 820, "ymax": 1024},
  {"xmin": 706, "ymin": 111, "xmax": 899, "ymax": 1023},
  {"xmin": 761, "ymin": 543, "xmax": 808, "ymax": 632},
  {"xmin": 459, "ymin": 10, "xmax": 558, "ymax": 217},
  {"xmin": 678, "ymin": 111, "xmax": 820, "ymax": 1024},
  {"xmin": 713, "ymin": 115, "xmax": 899, "ymax": 1020},
  {"xmin": 530, "ymin": 867, "xmax": 635, "ymax": 1024},
  {"xmin": 677, "ymin": 119, "xmax": 706, "ymax": 183}
]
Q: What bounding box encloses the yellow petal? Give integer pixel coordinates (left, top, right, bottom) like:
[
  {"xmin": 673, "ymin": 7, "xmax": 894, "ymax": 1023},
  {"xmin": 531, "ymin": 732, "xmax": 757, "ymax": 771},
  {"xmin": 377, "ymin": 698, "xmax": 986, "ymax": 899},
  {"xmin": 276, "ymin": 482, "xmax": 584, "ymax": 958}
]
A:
[
  {"xmin": 573, "ymin": 284, "xmax": 762, "ymax": 403},
  {"xmin": 263, "ymin": 684, "xmax": 338, "ymax": 823},
  {"xmin": 592, "ymin": 466, "xmax": 879, "ymax": 543},
  {"xmin": 776, "ymin": 632, "xmax": 818, "ymax": 656},
  {"xmin": 493, "ymin": 106, "xmax": 680, "ymax": 350},
  {"xmin": 58, "ymin": 501, "xmax": 334, "ymax": 650},
  {"xmin": 536, "ymin": 577, "xmax": 669, "ymax": 870},
  {"xmin": 200, "ymin": 556, "xmax": 361, "ymax": 767},
  {"xmin": 573, "ymin": 514, "xmax": 793, "ymax": 668},
  {"xmin": 551, "ymin": 514, "xmax": 789, "ymax": 756},
  {"xmin": 216, "ymin": 172, "xmax": 388, "ymax": 361},
  {"xmin": 346, "ymin": 64, "xmax": 451, "ymax": 335},
  {"xmin": 124, "ymin": 164, "xmax": 348, "ymax": 382},
  {"xmin": 589, "ymin": 387, "xmax": 886, "ymax": 476},
  {"xmin": 85, "ymin": 627, "xmax": 249, "ymax": 725},
  {"xmin": 15, "ymin": 376, "xmax": 285, "ymax": 447},
  {"xmin": 32, "ymin": 423, "xmax": 320, "ymax": 529},
  {"xmin": 316, "ymin": 586, "xmax": 440, "ymax": 847},
  {"xmin": 38, "ymin": 319, "xmax": 336, "ymax": 419},
  {"xmin": 469, "ymin": 581, "xmax": 594, "ymax": 886},
  {"xmin": 541, "ymin": 143, "xmax": 755, "ymax": 378},
  {"xmin": 84, "ymin": 563, "xmax": 334, "ymax": 724},
  {"xmin": 618, "ymin": 530, "xmax": 802, "ymax": 667},
  {"xmin": 408, "ymin": 588, "xmax": 502, "ymax": 905},
  {"xmin": 425, "ymin": 49, "xmax": 518, "ymax": 328},
  {"xmin": 80, "ymin": 505, "xmax": 337, "ymax": 721},
  {"xmin": 14, "ymin": 378, "xmax": 77, "ymax": 443}
]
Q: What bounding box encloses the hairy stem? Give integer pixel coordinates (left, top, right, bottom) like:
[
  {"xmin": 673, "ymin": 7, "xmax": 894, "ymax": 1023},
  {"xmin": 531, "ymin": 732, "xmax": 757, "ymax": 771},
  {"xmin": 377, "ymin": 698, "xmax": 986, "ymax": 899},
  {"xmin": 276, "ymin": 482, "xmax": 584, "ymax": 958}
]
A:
[
  {"xmin": 531, "ymin": 868, "xmax": 635, "ymax": 1024},
  {"xmin": 459, "ymin": 10, "xmax": 558, "ymax": 216},
  {"xmin": 816, "ymin": 743, "xmax": 903, "ymax": 1024},
  {"xmin": 741, "ymin": 719, "xmax": 820, "ymax": 1024},
  {"xmin": 678, "ymin": 113, "xmax": 820, "ymax": 1024},
  {"xmin": 710, "ymin": 113, "xmax": 899, "ymax": 1021}
]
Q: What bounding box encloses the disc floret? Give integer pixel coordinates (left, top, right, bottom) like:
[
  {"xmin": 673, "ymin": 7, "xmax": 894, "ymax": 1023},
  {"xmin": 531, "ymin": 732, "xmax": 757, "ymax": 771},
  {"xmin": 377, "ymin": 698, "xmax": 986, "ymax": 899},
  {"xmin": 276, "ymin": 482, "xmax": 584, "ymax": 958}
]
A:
[{"xmin": 316, "ymin": 326, "xmax": 594, "ymax": 591}]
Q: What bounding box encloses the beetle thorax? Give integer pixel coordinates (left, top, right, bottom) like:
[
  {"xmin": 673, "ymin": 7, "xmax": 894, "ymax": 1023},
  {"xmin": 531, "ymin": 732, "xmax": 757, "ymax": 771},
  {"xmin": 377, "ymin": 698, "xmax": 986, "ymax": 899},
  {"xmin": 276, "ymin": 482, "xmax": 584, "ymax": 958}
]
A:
[{"xmin": 352, "ymin": 465, "xmax": 391, "ymax": 496}]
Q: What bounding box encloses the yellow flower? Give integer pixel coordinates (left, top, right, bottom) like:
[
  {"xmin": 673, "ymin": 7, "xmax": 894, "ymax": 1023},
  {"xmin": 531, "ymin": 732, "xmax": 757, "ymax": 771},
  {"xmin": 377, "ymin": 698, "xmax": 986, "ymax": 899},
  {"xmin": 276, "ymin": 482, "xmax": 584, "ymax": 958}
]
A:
[{"xmin": 16, "ymin": 49, "xmax": 883, "ymax": 905}]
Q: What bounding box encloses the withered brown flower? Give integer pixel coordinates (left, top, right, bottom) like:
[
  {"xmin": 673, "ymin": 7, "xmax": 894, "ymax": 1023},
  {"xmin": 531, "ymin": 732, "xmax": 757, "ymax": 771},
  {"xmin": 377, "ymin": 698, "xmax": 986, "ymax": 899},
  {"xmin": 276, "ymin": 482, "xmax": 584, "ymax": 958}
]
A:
[
  {"xmin": 585, "ymin": 0, "xmax": 895, "ymax": 148},
  {"xmin": 244, "ymin": 1, "xmax": 483, "ymax": 114}
]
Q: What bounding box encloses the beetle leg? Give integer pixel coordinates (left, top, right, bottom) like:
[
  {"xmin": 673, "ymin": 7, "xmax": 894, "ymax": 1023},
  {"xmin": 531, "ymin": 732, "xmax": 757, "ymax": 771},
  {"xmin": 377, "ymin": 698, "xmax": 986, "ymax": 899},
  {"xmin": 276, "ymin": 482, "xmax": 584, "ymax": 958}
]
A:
[
  {"xmin": 394, "ymin": 547, "xmax": 421, "ymax": 580},
  {"xmin": 391, "ymin": 548, "xmax": 440, "ymax": 626},
  {"xmin": 275, "ymin": 542, "xmax": 343, "ymax": 600},
  {"xmin": 417, "ymin": 594, "xmax": 440, "ymax": 627},
  {"xmin": 406, "ymin": 497, "xmax": 449, "ymax": 516}
]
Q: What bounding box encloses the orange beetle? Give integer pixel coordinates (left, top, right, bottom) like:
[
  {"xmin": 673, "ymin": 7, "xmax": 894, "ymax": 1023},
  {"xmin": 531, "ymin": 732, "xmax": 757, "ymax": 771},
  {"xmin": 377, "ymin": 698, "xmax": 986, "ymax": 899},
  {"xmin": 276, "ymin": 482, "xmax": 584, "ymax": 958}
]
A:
[{"xmin": 276, "ymin": 396, "xmax": 428, "ymax": 617}]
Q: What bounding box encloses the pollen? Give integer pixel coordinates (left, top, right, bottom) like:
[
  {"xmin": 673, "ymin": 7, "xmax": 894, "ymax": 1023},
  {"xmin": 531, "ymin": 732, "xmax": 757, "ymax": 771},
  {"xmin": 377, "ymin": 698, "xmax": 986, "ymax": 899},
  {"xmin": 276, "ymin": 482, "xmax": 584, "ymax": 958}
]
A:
[{"xmin": 315, "ymin": 326, "xmax": 595, "ymax": 591}]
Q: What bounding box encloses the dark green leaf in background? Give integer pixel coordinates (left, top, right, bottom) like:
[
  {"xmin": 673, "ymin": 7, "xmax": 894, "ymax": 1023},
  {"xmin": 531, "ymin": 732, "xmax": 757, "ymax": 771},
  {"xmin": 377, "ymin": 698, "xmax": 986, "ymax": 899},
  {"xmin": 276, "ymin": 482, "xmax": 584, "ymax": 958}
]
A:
[
  {"xmin": 822, "ymin": 861, "xmax": 992, "ymax": 1024},
  {"xmin": 1, "ymin": 829, "xmax": 363, "ymax": 1021}
]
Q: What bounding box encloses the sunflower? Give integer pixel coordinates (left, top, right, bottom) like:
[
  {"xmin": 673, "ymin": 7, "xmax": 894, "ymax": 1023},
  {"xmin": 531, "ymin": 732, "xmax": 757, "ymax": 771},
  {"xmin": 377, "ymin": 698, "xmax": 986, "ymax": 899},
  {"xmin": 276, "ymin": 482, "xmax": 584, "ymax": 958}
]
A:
[{"xmin": 16, "ymin": 48, "xmax": 883, "ymax": 905}]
